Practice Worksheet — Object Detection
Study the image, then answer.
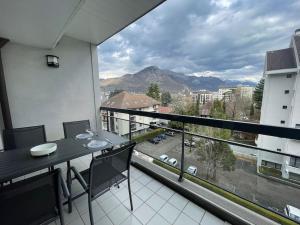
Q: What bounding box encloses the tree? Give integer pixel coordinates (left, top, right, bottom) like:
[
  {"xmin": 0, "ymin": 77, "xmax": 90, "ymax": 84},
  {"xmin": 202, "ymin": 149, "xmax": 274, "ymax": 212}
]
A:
[
  {"xmin": 196, "ymin": 128, "xmax": 236, "ymax": 180},
  {"xmin": 146, "ymin": 83, "xmax": 160, "ymax": 100},
  {"xmin": 210, "ymin": 100, "xmax": 227, "ymax": 119},
  {"xmin": 253, "ymin": 79, "xmax": 264, "ymax": 110},
  {"xmin": 161, "ymin": 92, "xmax": 172, "ymax": 106}
]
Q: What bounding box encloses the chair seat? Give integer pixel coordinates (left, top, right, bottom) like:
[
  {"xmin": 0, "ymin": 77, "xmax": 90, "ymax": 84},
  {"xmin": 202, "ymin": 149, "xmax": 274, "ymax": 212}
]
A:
[
  {"xmin": 80, "ymin": 168, "xmax": 127, "ymax": 198},
  {"xmin": 0, "ymin": 171, "xmax": 61, "ymax": 225}
]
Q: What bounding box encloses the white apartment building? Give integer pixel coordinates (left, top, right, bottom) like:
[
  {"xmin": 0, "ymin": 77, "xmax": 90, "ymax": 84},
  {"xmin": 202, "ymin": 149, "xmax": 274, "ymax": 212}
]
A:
[
  {"xmin": 192, "ymin": 90, "xmax": 213, "ymax": 104},
  {"xmin": 257, "ymin": 29, "xmax": 300, "ymax": 181},
  {"xmin": 101, "ymin": 91, "xmax": 160, "ymax": 136}
]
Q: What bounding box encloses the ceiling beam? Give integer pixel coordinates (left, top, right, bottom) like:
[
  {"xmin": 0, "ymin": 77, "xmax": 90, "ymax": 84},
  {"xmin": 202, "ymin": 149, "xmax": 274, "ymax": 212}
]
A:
[{"xmin": 0, "ymin": 38, "xmax": 9, "ymax": 49}]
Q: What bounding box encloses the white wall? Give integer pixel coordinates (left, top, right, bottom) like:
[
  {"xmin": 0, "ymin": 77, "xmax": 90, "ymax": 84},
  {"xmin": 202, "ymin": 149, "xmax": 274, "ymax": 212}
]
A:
[
  {"xmin": 0, "ymin": 103, "xmax": 4, "ymax": 149},
  {"xmin": 1, "ymin": 36, "xmax": 100, "ymax": 141}
]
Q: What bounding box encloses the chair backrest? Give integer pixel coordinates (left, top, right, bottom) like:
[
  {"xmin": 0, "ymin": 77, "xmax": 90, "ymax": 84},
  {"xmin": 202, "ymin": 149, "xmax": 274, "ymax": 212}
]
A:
[
  {"xmin": 0, "ymin": 169, "xmax": 63, "ymax": 225},
  {"xmin": 63, "ymin": 120, "xmax": 90, "ymax": 138},
  {"xmin": 89, "ymin": 142, "xmax": 136, "ymax": 196},
  {"xmin": 3, "ymin": 125, "xmax": 46, "ymax": 150}
]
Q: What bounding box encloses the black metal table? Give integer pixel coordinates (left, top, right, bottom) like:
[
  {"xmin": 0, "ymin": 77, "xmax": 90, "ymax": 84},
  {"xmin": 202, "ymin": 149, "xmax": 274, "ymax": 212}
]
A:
[{"xmin": 0, "ymin": 130, "xmax": 128, "ymax": 212}]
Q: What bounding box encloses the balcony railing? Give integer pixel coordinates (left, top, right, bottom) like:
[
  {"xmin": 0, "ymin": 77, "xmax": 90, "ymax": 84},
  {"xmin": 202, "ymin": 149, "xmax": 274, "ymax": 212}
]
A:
[{"xmin": 100, "ymin": 106, "xmax": 300, "ymax": 225}]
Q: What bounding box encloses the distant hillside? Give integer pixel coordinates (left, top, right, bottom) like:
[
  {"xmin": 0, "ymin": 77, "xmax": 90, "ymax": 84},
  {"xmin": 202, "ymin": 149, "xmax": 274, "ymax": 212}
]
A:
[{"xmin": 100, "ymin": 66, "xmax": 256, "ymax": 92}]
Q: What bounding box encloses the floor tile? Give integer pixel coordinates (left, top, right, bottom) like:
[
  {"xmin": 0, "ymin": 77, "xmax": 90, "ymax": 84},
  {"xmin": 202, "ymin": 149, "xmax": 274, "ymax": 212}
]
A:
[
  {"xmin": 120, "ymin": 215, "xmax": 142, "ymax": 225},
  {"xmin": 137, "ymin": 174, "xmax": 152, "ymax": 185},
  {"xmin": 182, "ymin": 201, "xmax": 205, "ymax": 223},
  {"xmin": 95, "ymin": 191, "xmax": 113, "ymax": 204},
  {"xmin": 168, "ymin": 193, "xmax": 188, "ymax": 211},
  {"xmin": 146, "ymin": 194, "xmax": 166, "ymax": 212},
  {"xmin": 156, "ymin": 186, "xmax": 174, "ymax": 201},
  {"xmin": 200, "ymin": 212, "xmax": 225, "ymax": 225},
  {"xmin": 147, "ymin": 214, "xmax": 170, "ymax": 225},
  {"xmin": 68, "ymin": 218, "xmax": 85, "ymax": 225},
  {"xmin": 99, "ymin": 195, "xmax": 122, "ymax": 214},
  {"xmin": 80, "ymin": 205, "xmax": 105, "ymax": 225},
  {"xmin": 94, "ymin": 216, "xmax": 113, "ymax": 225},
  {"xmin": 123, "ymin": 194, "xmax": 143, "ymax": 211},
  {"xmin": 158, "ymin": 202, "xmax": 181, "ymax": 224},
  {"xmin": 130, "ymin": 180, "xmax": 143, "ymax": 193},
  {"xmin": 107, "ymin": 204, "xmax": 131, "ymax": 225},
  {"xmin": 63, "ymin": 207, "xmax": 82, "ymax": 225},
  {"xmin": 114, "ymin": 187, "xmax": 131, "ymax": 202},
  {"xmin": 147, "ymin": 180, "xmax": 163, "ymax": 192},
  {"xmin": 174, "ymin": 213, "xmax": 199, "ymax": 225},
  {"xmin": 133, "ymin": 203, "xmax": 156, "ymax": 224},
  {"xmin": 74, "ymin": 196, "xmax": 100, "ymax": 215},
  {"xmin": 135, "ymin": 186, "xmax": 154, "ymax": 201}
]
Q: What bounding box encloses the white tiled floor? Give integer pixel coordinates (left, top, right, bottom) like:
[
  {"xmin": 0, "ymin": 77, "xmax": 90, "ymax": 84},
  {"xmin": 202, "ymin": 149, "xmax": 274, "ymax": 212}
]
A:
[{"xmin": 25, "ymin": 156, "xmax": 229, "ymax": 225}]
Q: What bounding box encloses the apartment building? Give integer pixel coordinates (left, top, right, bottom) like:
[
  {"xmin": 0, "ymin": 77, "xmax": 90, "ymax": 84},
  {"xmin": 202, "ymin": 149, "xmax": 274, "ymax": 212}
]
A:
[
  {"xmin": 101, "ymin": 91, "xmax": 160, "ymax": 136},
  {"xmin": 257, "ymin": 29, "xmax": 300, "ymax": 180},
  {"xmin": 192, "ymin": 90, "xmax": 213, "ymax": 104}
]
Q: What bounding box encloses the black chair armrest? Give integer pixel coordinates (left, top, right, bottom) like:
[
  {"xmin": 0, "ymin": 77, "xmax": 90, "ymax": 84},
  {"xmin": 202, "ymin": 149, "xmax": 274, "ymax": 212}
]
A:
[
  {"xmin": 70, "ymin": 166, "xmax": 88, "ymax": 190},
  {"xmin": 59, "ymin": 172, "xmax": 70, "ymax": 198}
]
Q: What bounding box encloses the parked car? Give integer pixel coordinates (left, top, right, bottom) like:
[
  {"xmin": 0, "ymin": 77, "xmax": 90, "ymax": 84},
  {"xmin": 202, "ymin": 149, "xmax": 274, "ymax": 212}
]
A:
[
  {"xmin": 184, "ymin": 140, "xmax": 196, "ymax": 147},
  {"xmin": 149, "ymin": 137, "xmax": 160, "ymax": 144},
  {"xmin": 284, "ymin": 205, "xmax": 300, "ymax": 222},
  {"xmin": 168, "ymin": 158, "xmax": 178, "ymax": 167},
  {"xmin": 186, "ymin": 166, "xmax": 197, "ymax": 176},
  {"xmin": 158, "ymin": 133, "xmax": 166, "ymax": 140},
  {"xmin": 149, "ymin": 122, "xmax": 158, "ymax": 129},
  {"xmin": 166, "ymin": 131, "xmax": 175, "ymax": 136},
  {"xmin": 159, "ymin": 154, "xmax": 169, "ymax": 162}
]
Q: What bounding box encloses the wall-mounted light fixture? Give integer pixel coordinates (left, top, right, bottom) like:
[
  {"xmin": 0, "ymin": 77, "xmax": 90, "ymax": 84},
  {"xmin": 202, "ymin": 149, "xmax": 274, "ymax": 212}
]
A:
[{"xmin": 46, "ymin": 55, "xmax": 59, "ymax": 68}]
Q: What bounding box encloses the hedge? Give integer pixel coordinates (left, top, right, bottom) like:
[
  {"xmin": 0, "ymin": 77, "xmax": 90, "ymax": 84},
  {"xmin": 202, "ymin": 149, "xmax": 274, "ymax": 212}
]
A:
[
  {"xmin": 153, "ymin": 159, "xmax": 297, "ymax": 225},
  {"xmin": 132, "ymin": 128, "xmax": 165, "ymax": 143},
  {"xmin": 259, "ymin": 166, "xmax": 282, "ymax": 178}
]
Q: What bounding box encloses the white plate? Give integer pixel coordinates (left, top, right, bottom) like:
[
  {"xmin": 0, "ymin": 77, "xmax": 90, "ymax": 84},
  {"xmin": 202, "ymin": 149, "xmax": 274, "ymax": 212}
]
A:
[
  {"xmin": 87, "ymin": 140, "xmax": 108, "ymax": 149},
  {"xmin": 30, "ymin": 143, "xmax": 57, "ymax": 157},
  {"xmin": 76, "ymin": 133, "xmax": 93, "ymax": 139}
]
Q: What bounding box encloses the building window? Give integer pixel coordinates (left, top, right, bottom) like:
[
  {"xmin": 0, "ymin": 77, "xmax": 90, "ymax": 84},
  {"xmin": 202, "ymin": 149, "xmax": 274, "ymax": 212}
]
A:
[
  {"xmin": 280, "ymin": 120, "xmax": 285, "ymax": 124},
  {"xmin": 284, "ymin": 90, "xmax": 290, "ymax": 94},
  {"xmin": 261, "ymin": 160, "xmax": 282, "ymax": 170},
  {"xmin": 290, "ymin": 157, "xmax": 300, "ymax": 168},
  {"xmin": 277, "ymin": 148, "xmax": 281, "ymax": 152},
  {"xmin": 287, "ymin": 74, "xmax": 292, "ymax": 78},
  {"xmin": 282, "ymin": 105, "xmax": 287, "ymax": 109}
]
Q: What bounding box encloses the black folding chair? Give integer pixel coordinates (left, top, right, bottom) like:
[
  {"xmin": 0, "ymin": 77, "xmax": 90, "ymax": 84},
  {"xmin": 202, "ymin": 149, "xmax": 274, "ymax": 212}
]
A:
[
  {"xmin": 0, "ymin": 169, "xmax": 69, "ymax": 225},
  {"xmin": 1, "ymin": 125, "xmax": 47, "ymax": 186},
  {"xmin": 62, "ymin": 120, "xmax": 91, "ymax": 139},
  {"xmin": 70, "ymin": 142, "xmax": 136, "ymax": 225},
  {"xmin": 3, "ymin": 125, "xmax": 46, "ymax": 150}
]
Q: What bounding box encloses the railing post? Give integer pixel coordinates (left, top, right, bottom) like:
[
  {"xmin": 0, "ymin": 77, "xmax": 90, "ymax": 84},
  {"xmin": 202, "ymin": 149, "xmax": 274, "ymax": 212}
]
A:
[
  {"xmin": 129, "ymin": 114, "xmax": 132, "ymax": 141},
  {"xmin": 179, "ymin": 122, "xmax": 185, "ymax": 182},
  {"xmin": 106, "ymin": 110, "xmax": 110, "ymax": 131}
]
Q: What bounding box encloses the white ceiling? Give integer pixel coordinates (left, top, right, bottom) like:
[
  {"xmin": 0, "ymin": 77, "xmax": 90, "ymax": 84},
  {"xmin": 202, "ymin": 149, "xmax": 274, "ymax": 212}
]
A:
[
  {"xmin": 0, "ymin": 0, "xmax": 83, "ymax": 48},
  {"xmin": 0, "ymin": 0, "xmax": 165, "ymax": 49}
]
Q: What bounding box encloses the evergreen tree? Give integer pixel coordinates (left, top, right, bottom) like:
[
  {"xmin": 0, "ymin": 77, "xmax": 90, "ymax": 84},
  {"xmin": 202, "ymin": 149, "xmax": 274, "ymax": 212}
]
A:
[
  {"xmin": 161, "ymin": 91, "xmax": 172, "ymax": 106},
  {"xmin": 146, "ymin": 83, "xmax": 160, "ymax": 100},
  {"xmin": 253, "ymin": 79, "xmax": 264, "ymax": 109}
]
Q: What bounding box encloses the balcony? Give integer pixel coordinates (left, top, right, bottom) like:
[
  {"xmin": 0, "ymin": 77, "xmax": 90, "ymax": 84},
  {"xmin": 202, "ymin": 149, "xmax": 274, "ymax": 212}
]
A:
[
  {"xmin": 47, "ymin": 157, "xmax": 228, "ymax": 225},
  {"xmin": 101, "ymin": 106, "xmax": 300, "ymax": 225}
]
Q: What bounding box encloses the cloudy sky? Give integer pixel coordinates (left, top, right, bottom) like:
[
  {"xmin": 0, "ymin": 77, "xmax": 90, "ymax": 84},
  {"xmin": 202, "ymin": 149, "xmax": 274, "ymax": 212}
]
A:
[{"xmin": 98, "ymin": 0, "xmax": 300, "ymax": 82}]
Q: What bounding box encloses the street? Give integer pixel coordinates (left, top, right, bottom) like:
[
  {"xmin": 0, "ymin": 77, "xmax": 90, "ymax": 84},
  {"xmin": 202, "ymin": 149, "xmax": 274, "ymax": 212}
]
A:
[{"xmin": 135, "ymin": 134, "xmax": 300, "ymax": 213}]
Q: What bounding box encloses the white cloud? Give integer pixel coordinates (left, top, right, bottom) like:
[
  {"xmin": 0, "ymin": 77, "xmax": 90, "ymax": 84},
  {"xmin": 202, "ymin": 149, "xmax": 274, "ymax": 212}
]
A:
[{"xmin": 98, "ymin": 0, "xmax": 300, "ymax": 81}]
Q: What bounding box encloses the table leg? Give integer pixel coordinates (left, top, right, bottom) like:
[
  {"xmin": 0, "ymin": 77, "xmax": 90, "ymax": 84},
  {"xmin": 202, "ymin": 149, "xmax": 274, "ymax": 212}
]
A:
[{"xmin": 67, "ymin": 160, "xmax": 72, "ymax": 213}]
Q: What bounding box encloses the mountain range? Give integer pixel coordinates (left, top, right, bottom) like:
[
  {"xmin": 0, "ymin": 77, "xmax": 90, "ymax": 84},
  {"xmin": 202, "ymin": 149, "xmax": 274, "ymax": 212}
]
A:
[{"xmin": 100, "ymin": 66, "xmax": 256, "ymax": 93}]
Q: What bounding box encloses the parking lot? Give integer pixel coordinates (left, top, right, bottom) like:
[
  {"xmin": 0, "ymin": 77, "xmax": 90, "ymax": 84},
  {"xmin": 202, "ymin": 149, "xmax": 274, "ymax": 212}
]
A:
[{"xmin": 135, "ymin": 133, "xmax": 300, "ymax": 213}]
